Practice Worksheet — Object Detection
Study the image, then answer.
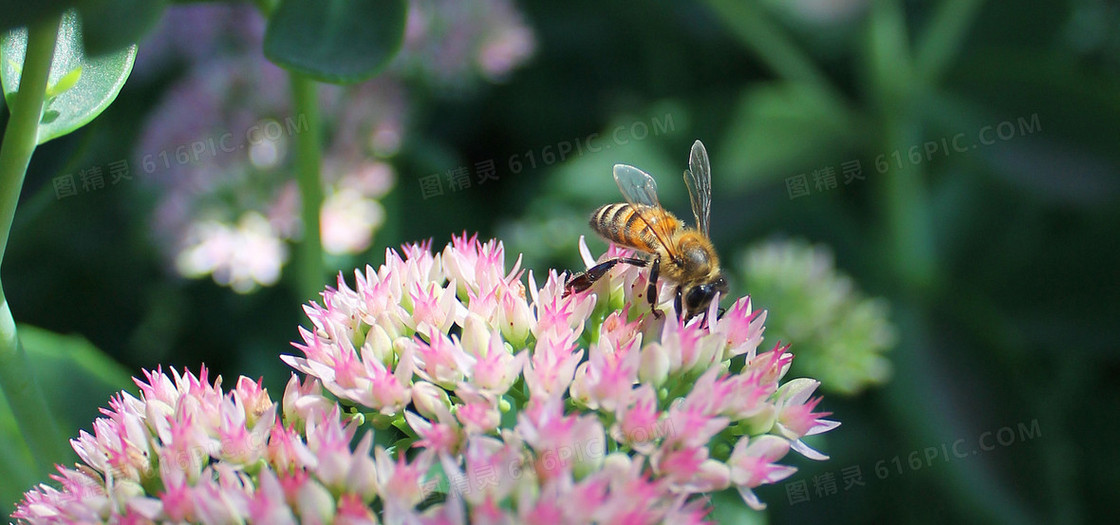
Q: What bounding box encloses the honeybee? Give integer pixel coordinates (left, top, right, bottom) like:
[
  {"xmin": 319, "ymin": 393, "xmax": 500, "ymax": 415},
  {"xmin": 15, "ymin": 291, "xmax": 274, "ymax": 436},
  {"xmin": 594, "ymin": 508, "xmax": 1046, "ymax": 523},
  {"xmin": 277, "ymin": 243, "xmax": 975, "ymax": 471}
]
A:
[{"xmin": 563, "ymin": 140, "xmax": 728, "ymax": 320}]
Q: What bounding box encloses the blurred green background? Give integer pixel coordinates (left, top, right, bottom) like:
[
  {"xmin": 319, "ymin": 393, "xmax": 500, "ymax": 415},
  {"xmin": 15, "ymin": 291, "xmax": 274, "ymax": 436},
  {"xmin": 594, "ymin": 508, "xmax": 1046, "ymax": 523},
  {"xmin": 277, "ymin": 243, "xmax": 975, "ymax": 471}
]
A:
[{"xmin": 2, "ymin": 0, "xmax": 1118, "ymax": 523}]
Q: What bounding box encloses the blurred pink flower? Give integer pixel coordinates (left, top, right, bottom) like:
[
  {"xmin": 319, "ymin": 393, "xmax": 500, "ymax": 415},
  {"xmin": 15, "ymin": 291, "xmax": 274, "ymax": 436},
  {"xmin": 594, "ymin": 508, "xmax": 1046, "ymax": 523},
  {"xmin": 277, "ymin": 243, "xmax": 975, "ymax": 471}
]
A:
[
  {"xmin": 175, "ymin": 212, "xmax": 288, "ymax": 293},
  {"xmin": 400, "ymin": 0, "xmax": 536, "ymax": 86},
  {"xmin": 134, "ymin": 2, "xmax": 534, "ymax": 293},
  {"xmin": 320, "ymin": 188, "xmax": 385, "ymax": 256}
]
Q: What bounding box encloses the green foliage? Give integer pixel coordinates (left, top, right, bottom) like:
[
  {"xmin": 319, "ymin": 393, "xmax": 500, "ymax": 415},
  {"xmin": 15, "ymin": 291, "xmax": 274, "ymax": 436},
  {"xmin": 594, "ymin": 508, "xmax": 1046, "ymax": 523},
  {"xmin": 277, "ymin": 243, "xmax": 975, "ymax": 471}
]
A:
[
  {"xmin": 0, "ymin": 325, "xmax": 133, "ymax": 507},
  {"xmin": 44, "ymin": 66, "xmax": 80, "ymax": 97},
  {"xmin": 0, "ymin": 9, "xmax": 135, "ymax": 144},
  {"xmin": 0, "ymin": 1, "xmax": 79, "ymax": 33},
  {"xmin": 719, "ymin": 82, "xmax": 860, "ymax": 191},
  {"xmin": 16, "ymin": 324, "xmax": 134, "ymax": 424},
  {"xmin": 77, "ymin": 0, "xmax": 168, "ymax": 57},
  {"xmin": 263, "ymin": 0, "xmax": 408, "ymax": 84},
  {"xmin": 0, "ymin": 391, "xmax": 36, "ymax": 513}
]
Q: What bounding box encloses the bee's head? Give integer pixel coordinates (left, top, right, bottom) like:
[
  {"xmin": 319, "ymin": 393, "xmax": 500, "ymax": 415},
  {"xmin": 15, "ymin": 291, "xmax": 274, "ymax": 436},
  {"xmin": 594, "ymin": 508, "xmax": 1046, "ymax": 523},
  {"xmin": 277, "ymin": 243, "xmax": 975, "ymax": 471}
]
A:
[{"xmin": 682, "ymin": 274, "xmax": 728, "ymax": 319}]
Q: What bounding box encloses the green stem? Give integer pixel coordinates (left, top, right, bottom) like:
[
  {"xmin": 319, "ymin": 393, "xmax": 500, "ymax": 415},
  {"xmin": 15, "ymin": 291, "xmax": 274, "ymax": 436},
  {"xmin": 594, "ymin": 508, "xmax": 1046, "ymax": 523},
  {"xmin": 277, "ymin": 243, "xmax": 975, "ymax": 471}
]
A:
[
  {"xmin": 290, "ymin": 73, "xmax": 325, "ymax": 301},
  {"xmin": 867, "ymin": 0, "xmax": 935, "ymax": 293},
  {"xmin": 0, "ymin": 294, "xmax": 69, "ymax": 471},
  {"xmin": 915, "ymin": 0, "xmax": 986, "ymax": 86},
  {"xmin": 0, "ymin": 14, "xmax": 70, "ymax": 471},
  {"xmin": 879, "ymin": 118, "xmax": 936, "ymax": 293},
  {"xmin": 0, "ymin": 20, "xmax": 57, "ymax": 261}
]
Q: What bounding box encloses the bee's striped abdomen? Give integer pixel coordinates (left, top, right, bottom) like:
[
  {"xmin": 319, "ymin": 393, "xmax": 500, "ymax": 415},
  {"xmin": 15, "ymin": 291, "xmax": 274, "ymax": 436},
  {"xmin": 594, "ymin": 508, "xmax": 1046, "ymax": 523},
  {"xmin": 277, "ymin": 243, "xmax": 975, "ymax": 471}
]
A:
[
  {"xmin": 590, "ymin": 203, "xmax": 677, "ymax": 253},
  {"xmin": 591, "ymin": 203, "xmax": 635, "ymax": 245}
]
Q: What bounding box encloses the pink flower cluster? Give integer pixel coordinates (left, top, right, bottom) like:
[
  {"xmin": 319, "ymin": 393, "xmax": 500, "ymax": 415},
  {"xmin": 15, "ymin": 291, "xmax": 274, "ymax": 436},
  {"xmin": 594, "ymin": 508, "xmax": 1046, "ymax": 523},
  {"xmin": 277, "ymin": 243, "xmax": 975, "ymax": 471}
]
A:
[
  {"xmin": 13, "ymin": 234, "xmax": 837, "ymax": 523},
  {"xmin": 12, "ymin": 367, "xmax": 421, "ymax": 524},
  {"xmin": 285, "ymin": 234, "xmax": 838, "ymax": 519}
]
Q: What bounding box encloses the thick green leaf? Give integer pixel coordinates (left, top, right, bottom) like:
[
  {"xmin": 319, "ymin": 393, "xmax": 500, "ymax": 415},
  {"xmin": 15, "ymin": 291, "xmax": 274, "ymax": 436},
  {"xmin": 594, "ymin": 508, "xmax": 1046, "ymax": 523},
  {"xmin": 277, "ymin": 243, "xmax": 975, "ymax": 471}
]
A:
[
  {"xmin": 16, "ymin": 324, "xmax": 134, "ymax": 432},
  {"xmin": 263, "ymin": 0, "xmax": 407, "ymax": 84},
  {"xmin": 0, "ymin": 325, "xmax": 132, "ymax": 510},
  {"xmin": 0, "ymin": 386, "xmax": 38, "ymax": 512},
  {"xmin": 0, "ymin": 1, "xmax": 80, "ymax": 33},
  {"xmin": 0, "ymin": 9, "xmax": 136, "ymax": 144},
  {"xmin": 718, "ymin": 82, "xmax": 862, "ymax": 190},
  {"xmin": 78, "ymin": 0, "xmax": 167, "ymax": 57}
]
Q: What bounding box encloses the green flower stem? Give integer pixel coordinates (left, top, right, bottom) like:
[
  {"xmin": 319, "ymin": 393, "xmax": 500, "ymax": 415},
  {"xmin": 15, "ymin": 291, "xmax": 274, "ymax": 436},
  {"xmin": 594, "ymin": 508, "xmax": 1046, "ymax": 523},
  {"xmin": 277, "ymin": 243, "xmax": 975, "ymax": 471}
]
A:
[
  {"xmin": 0, "ymin": 13, "xmax": 70, "ymax": 472},
  {"xmin": 879, "ymin": 117, "xmax": 936, "ymax": 293},
  {"xmin": 290, "ymin": 72, "xmax": 325, "ymax": 301},
  {"xmin": 0, "ymin": 295, "xmax": 70, "ymax": 472},
  {"xmin": 868, "ymin": 0, "xmax": 935, "ymax": 293},
  {"xmin": 0, "ymin": 18, "xmax": 58, "ymax": 263},
  {"xmin": 915, "ymin": 0, "xmax": 986, "ymax": 86}
]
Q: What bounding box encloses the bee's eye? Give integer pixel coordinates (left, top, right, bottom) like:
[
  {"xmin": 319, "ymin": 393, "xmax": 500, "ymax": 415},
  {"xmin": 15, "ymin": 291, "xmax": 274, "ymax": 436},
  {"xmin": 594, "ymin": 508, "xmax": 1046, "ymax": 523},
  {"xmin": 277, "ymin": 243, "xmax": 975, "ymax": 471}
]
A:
[{"xmin": 685, "ymin": 285, "xmax": 713, "ymax": 309}]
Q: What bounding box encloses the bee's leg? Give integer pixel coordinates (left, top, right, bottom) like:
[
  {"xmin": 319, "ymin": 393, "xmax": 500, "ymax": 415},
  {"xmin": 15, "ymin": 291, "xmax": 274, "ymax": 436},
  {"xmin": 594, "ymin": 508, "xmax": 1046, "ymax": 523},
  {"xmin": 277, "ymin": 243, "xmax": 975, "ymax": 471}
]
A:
[
  {"xmin": 674, "ymin": 286, "xmax": 684, "ymax": 321},
  {"xmin": 563, "ymin": 257, "xmax": 647, "ymax": 297},
  {"xmin": 646, "ymin": 256, "xmax": 663, "ymax": 319}
]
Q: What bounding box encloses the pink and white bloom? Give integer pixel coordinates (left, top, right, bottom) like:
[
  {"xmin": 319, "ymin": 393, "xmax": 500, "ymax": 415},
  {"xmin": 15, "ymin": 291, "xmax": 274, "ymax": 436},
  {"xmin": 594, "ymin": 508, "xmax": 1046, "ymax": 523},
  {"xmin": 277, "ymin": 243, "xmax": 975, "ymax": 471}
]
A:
[
  {"xmin": 375, "ymin": 447, "xmax": 435, "ymax": 520},
  {"xmin": 773, "ymin": 377, "xmax": 841, "ymax": 460},
  {"xmin": 727, "ymin": 435, "xmax": 799, "ymax": 510},
  {"xmin": 14, "ymin": 367, "xmax": 414, "ymax": 524},
  {"xmin": 17, "ymin": 235, "xmax": 843, "ymax": 523},
  {"xmin": 610, "ymin": 384, "xmax": 666, "ymax": 454},
  {"xmin": 570, "ymin": 331, "xmax": 642, "ymax": 412}
]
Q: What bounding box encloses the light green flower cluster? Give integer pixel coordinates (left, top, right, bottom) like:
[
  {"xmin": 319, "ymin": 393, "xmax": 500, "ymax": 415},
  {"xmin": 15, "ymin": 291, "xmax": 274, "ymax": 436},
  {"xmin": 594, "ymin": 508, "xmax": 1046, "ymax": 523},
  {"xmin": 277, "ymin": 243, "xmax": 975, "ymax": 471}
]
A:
[{"xmin": 738, "ymin": 239, "xmax": 896, "ymax": 395}]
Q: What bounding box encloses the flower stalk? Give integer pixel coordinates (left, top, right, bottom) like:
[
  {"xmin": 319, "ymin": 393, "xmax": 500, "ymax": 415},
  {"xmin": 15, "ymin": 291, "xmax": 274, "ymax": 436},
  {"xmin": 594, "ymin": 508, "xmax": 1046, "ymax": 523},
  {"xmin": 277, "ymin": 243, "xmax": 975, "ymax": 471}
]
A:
[
  {"xmin": 0, "ymin": 13, "xmax": 70, "ymax": 473},
  {"xmin": 290, "ymin": 72, "xmax": 325, "ymax": 300},
  {"xmin": 868, "ymin": 0, "xmax": 936, "ymax": 293}
]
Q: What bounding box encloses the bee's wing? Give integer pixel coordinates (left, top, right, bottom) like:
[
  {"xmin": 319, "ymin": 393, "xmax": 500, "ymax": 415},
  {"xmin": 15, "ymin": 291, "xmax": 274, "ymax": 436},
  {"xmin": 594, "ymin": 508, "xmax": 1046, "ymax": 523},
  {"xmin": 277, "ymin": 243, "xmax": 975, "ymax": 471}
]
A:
[
  {"xmin": 684, "ymin": 140, "xmax": 712, "ymax": 236},
  {"xmin": 613, "ymin": 164, "xmax": 680, "ymax": 258}
]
